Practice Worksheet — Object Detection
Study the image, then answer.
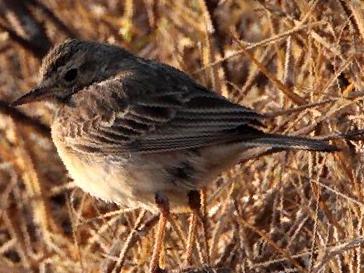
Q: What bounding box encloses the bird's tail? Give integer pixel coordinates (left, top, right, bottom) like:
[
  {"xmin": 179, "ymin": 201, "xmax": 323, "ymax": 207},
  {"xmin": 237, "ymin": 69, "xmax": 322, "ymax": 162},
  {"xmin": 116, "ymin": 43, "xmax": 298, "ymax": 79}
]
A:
[{"xmin": 247, "ymin": 133, "xmax": 337, "ymax": 152}]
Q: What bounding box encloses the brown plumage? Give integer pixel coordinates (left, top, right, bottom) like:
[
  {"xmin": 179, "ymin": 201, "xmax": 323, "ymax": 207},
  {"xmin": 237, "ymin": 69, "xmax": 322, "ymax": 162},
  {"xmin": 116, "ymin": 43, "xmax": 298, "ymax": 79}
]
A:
[
  {"xmin": 12, "ymin": 39, "xmax": 336, "ymax": 272},
  {"xmin": 12, "ymin": 38, "xmax": 336, "ymax": 210}
]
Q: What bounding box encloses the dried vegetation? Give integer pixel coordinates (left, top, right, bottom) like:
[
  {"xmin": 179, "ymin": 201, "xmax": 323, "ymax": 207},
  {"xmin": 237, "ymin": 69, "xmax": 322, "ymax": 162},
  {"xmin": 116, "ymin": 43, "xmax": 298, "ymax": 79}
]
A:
[{"xmin": 0, "ymin": 0, "xmax": 364, "ymax": 272}]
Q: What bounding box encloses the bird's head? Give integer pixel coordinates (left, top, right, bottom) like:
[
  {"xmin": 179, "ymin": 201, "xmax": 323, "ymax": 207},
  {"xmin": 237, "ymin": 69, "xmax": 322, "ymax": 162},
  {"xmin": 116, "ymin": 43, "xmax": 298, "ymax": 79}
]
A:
[{"xmin": 11, "ymin": 39, "xmax": 131, "ymax": 106}]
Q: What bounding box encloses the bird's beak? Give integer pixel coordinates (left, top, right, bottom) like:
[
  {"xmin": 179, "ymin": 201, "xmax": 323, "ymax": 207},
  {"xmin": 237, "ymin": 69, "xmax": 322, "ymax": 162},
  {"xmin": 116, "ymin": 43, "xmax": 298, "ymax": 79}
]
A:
[{"xmin": 11, "ymin": 86, "xmax": 51, "ymax": 106}]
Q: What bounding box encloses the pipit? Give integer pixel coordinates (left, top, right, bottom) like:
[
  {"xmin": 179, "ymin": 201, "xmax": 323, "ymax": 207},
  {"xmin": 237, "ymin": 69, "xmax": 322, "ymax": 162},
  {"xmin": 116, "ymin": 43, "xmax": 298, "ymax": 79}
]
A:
[{"xmin": 12, "ymin": 39, "xmax": 336, "ymax": 272}]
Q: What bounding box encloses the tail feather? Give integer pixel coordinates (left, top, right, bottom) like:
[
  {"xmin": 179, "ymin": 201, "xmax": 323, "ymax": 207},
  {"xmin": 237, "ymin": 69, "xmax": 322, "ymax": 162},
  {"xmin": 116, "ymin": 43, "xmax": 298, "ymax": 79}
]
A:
[{"xmin": 248, "ymin": 133, "xmax": 337, "ymax": 152}]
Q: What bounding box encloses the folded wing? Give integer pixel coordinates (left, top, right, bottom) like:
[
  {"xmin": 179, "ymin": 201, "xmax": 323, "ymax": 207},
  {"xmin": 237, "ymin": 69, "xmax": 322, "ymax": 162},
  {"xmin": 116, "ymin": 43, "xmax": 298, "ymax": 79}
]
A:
[{"xmin": 71, "ymin": 68, "xmax": 265, "ymax": 154}]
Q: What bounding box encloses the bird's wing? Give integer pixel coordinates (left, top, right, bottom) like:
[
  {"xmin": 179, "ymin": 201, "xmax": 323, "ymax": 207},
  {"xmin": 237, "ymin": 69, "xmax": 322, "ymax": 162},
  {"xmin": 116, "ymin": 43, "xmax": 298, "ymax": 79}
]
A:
[{"xmin": 69, "ymin": 68, "xmax": 265, "ymax": 155}]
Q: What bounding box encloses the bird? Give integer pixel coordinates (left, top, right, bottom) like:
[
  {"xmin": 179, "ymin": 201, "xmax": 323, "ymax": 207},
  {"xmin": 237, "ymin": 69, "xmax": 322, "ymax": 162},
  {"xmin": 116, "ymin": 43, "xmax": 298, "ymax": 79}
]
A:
[{"xmin": 11, "ymin": 39, "xmax": 336, "ymax": 272}]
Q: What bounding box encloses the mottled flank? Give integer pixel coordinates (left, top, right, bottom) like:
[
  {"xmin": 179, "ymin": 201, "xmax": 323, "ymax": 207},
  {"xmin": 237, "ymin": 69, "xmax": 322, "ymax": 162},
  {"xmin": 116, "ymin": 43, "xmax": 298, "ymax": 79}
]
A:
[{"xmin": 167, "ymin": 161, "xmax": 196, "ymax": 182}]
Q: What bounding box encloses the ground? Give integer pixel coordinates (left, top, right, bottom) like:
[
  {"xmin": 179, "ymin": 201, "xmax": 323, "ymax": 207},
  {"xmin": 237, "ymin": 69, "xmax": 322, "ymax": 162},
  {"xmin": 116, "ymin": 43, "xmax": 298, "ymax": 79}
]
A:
[{"xmin": 0, "ymin": 0, "xmax": 364, "ymax": 272}]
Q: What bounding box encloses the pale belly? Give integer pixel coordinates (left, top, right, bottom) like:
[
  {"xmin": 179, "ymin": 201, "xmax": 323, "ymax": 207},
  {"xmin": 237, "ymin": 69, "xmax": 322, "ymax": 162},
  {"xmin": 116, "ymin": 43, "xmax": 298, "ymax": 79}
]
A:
[{"xmin": 53, "ymin": 136, "xmax": 245, "ymax": 213}]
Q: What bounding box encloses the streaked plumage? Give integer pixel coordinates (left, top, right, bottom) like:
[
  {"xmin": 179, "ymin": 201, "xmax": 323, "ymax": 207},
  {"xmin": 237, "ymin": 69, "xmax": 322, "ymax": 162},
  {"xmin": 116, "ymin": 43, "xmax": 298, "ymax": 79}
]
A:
[{"xmin": 13, "ymin": 39, "xmax": 336, "ymax": 212}]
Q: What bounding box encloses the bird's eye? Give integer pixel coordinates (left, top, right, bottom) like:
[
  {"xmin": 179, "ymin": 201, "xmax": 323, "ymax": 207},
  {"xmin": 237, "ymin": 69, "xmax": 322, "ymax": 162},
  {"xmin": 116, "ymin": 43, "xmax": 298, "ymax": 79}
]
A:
[{"xmin": 64, "ymin": 68, "xmax": 78, "ymax": 82}]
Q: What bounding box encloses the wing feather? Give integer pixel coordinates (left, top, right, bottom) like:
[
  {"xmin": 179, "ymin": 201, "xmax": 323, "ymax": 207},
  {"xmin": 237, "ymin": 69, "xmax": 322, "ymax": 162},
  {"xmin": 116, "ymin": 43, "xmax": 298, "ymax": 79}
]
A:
[{"xmin": 70, "ymin": 67, "xmax": 265, "ymax": 154}]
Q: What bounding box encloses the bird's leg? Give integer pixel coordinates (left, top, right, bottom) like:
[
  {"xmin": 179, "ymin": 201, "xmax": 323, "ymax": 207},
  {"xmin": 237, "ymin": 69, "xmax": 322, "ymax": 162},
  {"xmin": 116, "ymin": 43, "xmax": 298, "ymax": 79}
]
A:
[
  {"xmin": 149, "ymin": 193, "xmax": 170, "ymax": 273},
  {"xmin": 184, "ymin": 190, "xmax": 201, "ymax": 266}
]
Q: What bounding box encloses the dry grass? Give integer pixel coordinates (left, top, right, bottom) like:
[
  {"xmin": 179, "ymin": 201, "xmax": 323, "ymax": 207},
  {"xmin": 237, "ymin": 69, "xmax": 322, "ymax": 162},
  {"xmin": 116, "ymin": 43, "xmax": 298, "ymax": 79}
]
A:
[{"xmin": 1, "ymin": 0, "xmax": 364, "ymax": 272}]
